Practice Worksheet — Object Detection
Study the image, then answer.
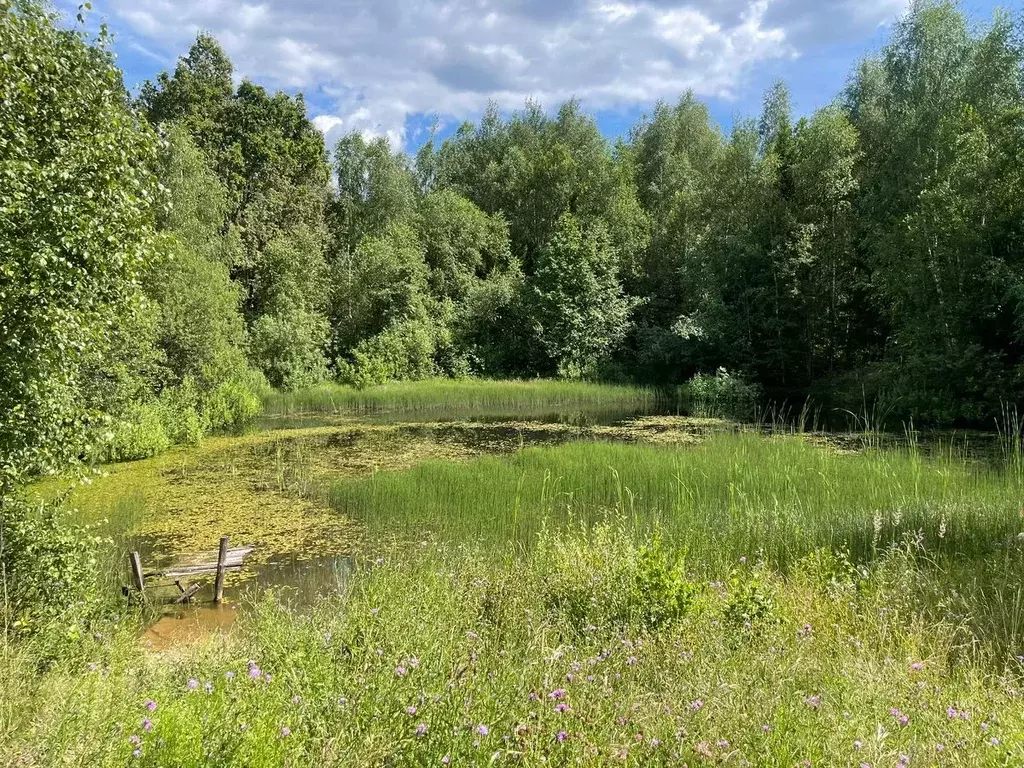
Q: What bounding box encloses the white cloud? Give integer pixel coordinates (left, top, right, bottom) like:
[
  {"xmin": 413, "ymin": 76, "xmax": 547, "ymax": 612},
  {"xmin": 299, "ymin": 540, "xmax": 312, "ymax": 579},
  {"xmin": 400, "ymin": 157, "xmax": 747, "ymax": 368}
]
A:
[{"xmin": 96, "ymin": 0, "xmax": 910, "ymax": 148}]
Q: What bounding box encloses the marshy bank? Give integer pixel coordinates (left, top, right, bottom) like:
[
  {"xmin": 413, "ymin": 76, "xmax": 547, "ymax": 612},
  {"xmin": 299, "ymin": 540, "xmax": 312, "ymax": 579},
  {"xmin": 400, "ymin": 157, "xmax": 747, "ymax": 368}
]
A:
[{"xmin": 7, "ymin": 381, "xmax": 1024, "ymax": 766}]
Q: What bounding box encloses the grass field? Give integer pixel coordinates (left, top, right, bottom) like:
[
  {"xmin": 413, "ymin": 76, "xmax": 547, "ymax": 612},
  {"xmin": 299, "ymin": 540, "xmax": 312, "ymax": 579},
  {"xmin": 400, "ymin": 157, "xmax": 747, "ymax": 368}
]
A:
[{"xmin": 5, "ymin": 383, "xmax": 1024, "ymax": 766}]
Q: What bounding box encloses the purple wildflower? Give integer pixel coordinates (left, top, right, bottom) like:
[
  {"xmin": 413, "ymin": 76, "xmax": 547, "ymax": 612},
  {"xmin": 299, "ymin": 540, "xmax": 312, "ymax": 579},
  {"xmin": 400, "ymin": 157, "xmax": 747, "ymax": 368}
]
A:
[
  {"xmin": 804, "ymin": 695, "xmax": 822, "ymax": 710},
  {"xmin": 415, "ymin": 723, "xmax": 428, "ymax": 736},
  {"xmin": 477, "ymin": 724, "xmax": 489, "ymax": 736},
  {"xmin": 549, "ymin": 689, "xmax": 566, "ymax": 700},
  {"xmin": 144, "ymin": 699, "xmax": 157, "ymax": 712},
  {"xmin": 407, "ymin": 706, "xmax": 418, "ymax": 716},
  {"xmin": 248, "ymin": 666, "xmax": 261, "ymax": 680},
  {"xmin": 554, "ymin": 702, "xmax": 570, "ymax": 713},
  {"xmin": 441, "ymin": 757, "xmax": 451, "ymax": 765},
  {"xmin": 281, "ymin": 727, "xmax": 291, "ymax": 738},
  {"xmin": 128, "ymin": 735, "xmax": 141, "ymax": 746},
  {"xmin": 141, "ymin": 718, "xmax": 153, "ymax": 731},
  {"xmin": 689, "ymin": 699, "xmax": 704, "ymax": 711},
  {"xmin": 132, "ymin": 749, "xmax": 141, "ymax": 759},
  {"xmin": 186, "ymin": 679, "xmax": 199, "ymax": 691},
  {"xmin": 395, "ymin": 666, "xmax": 407, "ymax": 677},
  {"xmin": 556, "ymin": 731, "xmax": 567, "ymax": 742},
  {"xmin": 910, "ymin": 662, "xmax": 923, "ymax": 672},
  {"xmin": 626, "ymin": 656, "xmax": 638, "ymax": 666}
]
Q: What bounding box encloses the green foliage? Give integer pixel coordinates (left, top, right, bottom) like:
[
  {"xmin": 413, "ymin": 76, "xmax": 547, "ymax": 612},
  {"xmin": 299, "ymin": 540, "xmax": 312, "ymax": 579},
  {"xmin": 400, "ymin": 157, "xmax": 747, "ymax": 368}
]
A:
[
  {"xmin": 680, "ymin": 368, "xmax": 761, "ymax": 420},
  {"xmin": 535, "ymin": 521, "xmax": 697, "ymax": 633},
  {"xmin": 249, "ymin": 309, "xmax": 328, "ymax": 392},
  {"xmin": 0, "ymin": 0, "xmax": 160, "ymax": 489},
  {"xmin": 0, "ymin": 494, "xmax": 107, "ymax": 640},
  {"xmin": 530, "ymin": 214, "xmax": 637, "ymax": 378}
]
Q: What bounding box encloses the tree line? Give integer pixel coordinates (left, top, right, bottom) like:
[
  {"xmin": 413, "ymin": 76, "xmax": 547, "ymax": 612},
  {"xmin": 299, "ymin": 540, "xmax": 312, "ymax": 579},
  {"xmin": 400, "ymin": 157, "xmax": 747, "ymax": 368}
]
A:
[{"xmin": 4, "ymin": 0, "xmax": 1024, "ymax": 495}]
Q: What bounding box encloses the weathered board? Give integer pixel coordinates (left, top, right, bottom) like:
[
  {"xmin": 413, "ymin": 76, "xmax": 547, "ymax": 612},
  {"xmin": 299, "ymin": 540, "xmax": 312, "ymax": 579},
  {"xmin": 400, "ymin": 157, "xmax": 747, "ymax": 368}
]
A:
[{"xmin": 144, "ymin": 546, "xmax": 254, "ymax": 578}]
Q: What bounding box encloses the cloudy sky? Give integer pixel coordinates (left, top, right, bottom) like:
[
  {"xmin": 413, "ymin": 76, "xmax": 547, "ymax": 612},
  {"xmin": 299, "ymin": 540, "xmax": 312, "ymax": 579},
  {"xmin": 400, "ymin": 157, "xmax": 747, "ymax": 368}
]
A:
[{"xmin": 58, "ymin": 0, "xmax": 1004, "ymax": 152}]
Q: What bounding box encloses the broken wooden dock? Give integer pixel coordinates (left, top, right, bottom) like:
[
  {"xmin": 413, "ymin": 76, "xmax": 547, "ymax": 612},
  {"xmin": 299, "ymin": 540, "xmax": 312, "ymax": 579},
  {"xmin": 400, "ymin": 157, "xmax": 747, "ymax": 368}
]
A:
[{"xmin": 127, "ymin": 536, "xmax": 253, "ymax": 605}]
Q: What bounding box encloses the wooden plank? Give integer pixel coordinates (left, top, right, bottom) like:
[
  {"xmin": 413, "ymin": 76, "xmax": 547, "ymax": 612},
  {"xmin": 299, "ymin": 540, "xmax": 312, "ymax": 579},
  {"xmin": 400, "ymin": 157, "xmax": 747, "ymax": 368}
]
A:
[
  {"xmin": 214, "ymin": 536, "xmax": 229, "ymax": 604},
  {"xmin": 172, "ymin": 582, "xmax": 202, "ymax": 605},
  {"xmin": 149, "ymin": 562, "xmax": 245, "ymax": 579},
  {"xmin": 129, "ymin": 551, "xmax": 145, "ymax": 596}
]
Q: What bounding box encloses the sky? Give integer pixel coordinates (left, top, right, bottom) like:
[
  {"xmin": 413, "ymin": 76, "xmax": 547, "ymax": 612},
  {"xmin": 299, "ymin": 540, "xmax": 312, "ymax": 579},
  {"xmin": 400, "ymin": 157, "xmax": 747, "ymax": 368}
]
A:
[{"xmin": 55, "ymin": 0, "xmax": 1009, "ymax": 153}]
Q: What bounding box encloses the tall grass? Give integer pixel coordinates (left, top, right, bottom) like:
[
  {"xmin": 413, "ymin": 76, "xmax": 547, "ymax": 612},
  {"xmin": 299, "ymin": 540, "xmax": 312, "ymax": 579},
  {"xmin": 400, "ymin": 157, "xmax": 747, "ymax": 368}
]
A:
[
  {"xmin": 329, "ymin": 432, "xmax": 1024, "ymax": 568},
  {"xmin": 262, "ymin": 379, "xmax": 658, "ymax": 421},
  {"xmin": 4, "ymin": 525, "xmax": 1024, "ymax": 766}
]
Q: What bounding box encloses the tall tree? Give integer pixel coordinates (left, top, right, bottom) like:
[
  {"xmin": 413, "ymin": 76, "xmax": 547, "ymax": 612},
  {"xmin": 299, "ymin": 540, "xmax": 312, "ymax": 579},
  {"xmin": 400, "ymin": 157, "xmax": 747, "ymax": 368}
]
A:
[{"xmin": 0, "ymin": 0, "xmax": 160, "ymax": 490}]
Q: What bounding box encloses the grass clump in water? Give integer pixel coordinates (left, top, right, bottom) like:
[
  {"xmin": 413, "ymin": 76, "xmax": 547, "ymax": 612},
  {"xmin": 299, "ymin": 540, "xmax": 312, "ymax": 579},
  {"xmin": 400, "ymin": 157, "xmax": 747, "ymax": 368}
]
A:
[
  {"xmin": 262, "ymin": 378, "xmax": 657, "ymax": 421},
  {"xmin": 329, "ymin": 432, "xmax": 1024, "ymax": 567}
]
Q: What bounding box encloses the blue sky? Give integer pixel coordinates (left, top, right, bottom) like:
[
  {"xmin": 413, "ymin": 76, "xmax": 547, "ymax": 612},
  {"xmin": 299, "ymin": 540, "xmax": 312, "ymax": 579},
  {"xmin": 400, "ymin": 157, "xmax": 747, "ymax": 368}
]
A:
[{"xmin": 57, "ymin": 0, "xmax": 1010, "ymax": 152}]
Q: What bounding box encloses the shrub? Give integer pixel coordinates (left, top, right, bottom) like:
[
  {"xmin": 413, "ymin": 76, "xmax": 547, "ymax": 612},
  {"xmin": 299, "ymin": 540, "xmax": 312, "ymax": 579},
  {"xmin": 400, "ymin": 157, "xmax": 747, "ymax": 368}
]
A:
[
  {"xmin": 103, "ymin": 403, "xmax": 171, "ymax": 462},
  {"xmin": 535, "ymin": 520, "xmax": 697, "ymax": 633},
  {"xmin": 679, "ymin": 367, "xmax": 761, "ymax": 421},
  {"xmin": 0, "ymin": 494, "xmax": 109, "ymax": 645},
  {"xmin": 204, "ymin": 379, "xmax": 263, "ymax": 431}
]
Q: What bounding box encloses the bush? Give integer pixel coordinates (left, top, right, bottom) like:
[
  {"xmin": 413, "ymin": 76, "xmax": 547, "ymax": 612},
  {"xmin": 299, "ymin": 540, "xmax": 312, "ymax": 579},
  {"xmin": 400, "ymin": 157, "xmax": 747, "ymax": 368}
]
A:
[
  {"xmin": 204, "ymin": 379, "xmax": 263, "ymax": 431},
  {"xmin": 103, "ymin": 402, "xmax": 171, "ymax": 462},
  {"xmin": 335, "ymin": 319, "xmax": 439, "ymax": 388},
  {"xmin": 534, "ymin": 520, "xmax": 698, "ymax": 633},
  {"xmin": 249, "ymin": 309, "xmax": 329, "ymax": 391},
  {"xmin": 679, "ymin": 368, "xmax": 761, "ymax": 421},
  {"xmin": 0, "ymin": 494, "xmax": 109, "ymax": 645},
  {"xmin": 157, "ymin": 378, "xmax": 206, "ymax": 447}
]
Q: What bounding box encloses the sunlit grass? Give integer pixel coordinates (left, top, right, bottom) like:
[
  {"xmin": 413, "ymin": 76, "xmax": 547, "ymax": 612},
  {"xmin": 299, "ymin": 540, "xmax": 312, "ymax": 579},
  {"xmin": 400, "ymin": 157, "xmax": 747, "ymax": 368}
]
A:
[
  {"xmin": 329, "ymin": 432, "xmax": 1024, "ymax": 567},
  {"xmin": 262, "ymin": 378, "xmax": 658, "ymax": 421}
]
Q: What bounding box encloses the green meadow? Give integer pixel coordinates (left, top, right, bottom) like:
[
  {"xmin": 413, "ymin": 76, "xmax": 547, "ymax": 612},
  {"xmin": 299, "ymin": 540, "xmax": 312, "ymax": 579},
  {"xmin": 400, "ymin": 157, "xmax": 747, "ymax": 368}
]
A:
[{"xmin": 5, "ymin": 381, "xmax": 1024, "ymax": 766}]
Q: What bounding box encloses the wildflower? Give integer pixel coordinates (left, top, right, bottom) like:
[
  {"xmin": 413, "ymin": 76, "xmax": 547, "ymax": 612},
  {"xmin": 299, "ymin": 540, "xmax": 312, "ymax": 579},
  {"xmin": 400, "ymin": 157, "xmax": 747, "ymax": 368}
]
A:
[
  {"xmin": 797, "ymin": 623, "xmax": 814, "ymax": 639},
  {"xmin": 936, "ymin": 744, "xmax": 944, "ymax": 752},
  {"xmin": 990, "ymin": 737, "xmax": 1000, "ymax": 746},
  {"xmin": 264, "ymin": 673, "xmax": 272, "ymax": 683},
  {"xmin": 396, "ymin": 666, "xmax": 408, "ymax": 677},
  {"xmin": 889, "ymin": 708, "xmax": 909, "ymax": 726},
  {"xmin": 408, "ymin": 706, "xmax": 418, "ymax": 716},
  {"xmin": 762, "ymin": 724, "xmax": 771, "ymax": 733},
  {"xmin": 716, "ymin": 738, "xmax": 730, "ymax": 749},
  {"xmin": 239, "ymin": 723, "xmax": 248, "ymax": 732},
  {"xmin": 946, "ymin": 705, "xmax": 959, "ymax": 719},
  {"xmin": 555, "ymin": 702, "xmax": 570, "ymax": 713},
  {"xmin": 416, "ymin": 723, "xmax": 428, "ymax": 736},
  {"xmin": 804, "ymin": 695, "xmax": 821, "ymax": 710},
  {"xmin": 853, "ymin": 740, "xmax": 862, "ymax": 750},
  {"xmin": 409, "ymin": 656, "xmax": 420, "ymax": 668},
  {"xmin": 141, "ymin": 718, "xmax": 153, "ymax": 731},
  {"xmin": 739, "ymin": 556, "xmax": 747, "ymax": 564},
  {"xmin": 910, "ymin": 662, "xmax": 923, "ymax": 672},
  {"xmin": 248, "ymin": 666, "xmax": 261, "ymax": 680},
  {"xmin": 556, "ymin": 731, "xmax": 567, "ymax": 742},
  {"xmin": 689, "ymin": 699, "xmax": 704, "ymax": 711},
  {"xmin": 477, "ymin": 724, "xmax": 489, "ymax": 736},
  {"xmin": 144, "ymin": 699, "xmax": 157, "ymax": 712},
  {"xmin": 549, "ymin": 689, "xmax": 566, "ymax": 700},
  {"xmin": 225, "ymin": 671, "xmax": 235, "ymax": 681},
  {"xmin": 528, "ymin": 692, "xmax": 539, "ymax": 702},
  {"xmin": 187, "ymin": 679, "xmax": 199, "ymax": 691},
  {"xmin": 467, "ymin": 631, "xmax": 479, "ymax": 640},
  {"xmin": 281, "ymin": 727, "xmax": 291, "ymax": 738},
  {"xmin": 132, "ymin": 749, "xmax": 141, "ymax": 759},
  {"xmin": 370, "ymin": 608, "xmax": 380, "ymax": 616},
  {"xmin": 441, "ymin": 757, "xmax": 451, "ymax": 765},
  {"xmin": 128, "ymin": 735, "xmax": 141, "ymax": 745},
  {"xmin": 626, "ymin": 656, "xmax": 638, "ymax": 666},
  {"xmin": 204, "ymin": 682, "xmax": 213, "ymax": 694},
  {"xmin": 87, "ymin": 663, "xmax": 99, "ymax": 672},
  {"xmin": 292, "ymin": 695, "xmax": 301, "ymax": 705},
  {"xmin": 980, "ymin": 722, "xmax": 989, "ymax": 731}
]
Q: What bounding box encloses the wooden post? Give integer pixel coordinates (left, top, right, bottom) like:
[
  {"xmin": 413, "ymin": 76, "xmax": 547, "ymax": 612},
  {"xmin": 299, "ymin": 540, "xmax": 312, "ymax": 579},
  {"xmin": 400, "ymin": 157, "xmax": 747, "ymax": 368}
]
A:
[
  {"xmin": 129, "ymin": 551, "xmax": 145, "ymax": 597},
  {"xmin": 213, "ymin": 536, "xmax": 229, "ymax": 603}
]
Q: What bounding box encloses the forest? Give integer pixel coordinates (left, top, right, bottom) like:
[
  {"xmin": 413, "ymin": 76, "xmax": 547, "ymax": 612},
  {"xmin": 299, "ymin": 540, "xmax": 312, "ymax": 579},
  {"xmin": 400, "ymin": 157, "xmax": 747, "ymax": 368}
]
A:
[
  {"xmin": 4, "ymin": 2, "xmax": 1024, "ymax": 765},
  {"xmin": 5, "ymin": 0, "xmax": 1024, "ymax": 502}
]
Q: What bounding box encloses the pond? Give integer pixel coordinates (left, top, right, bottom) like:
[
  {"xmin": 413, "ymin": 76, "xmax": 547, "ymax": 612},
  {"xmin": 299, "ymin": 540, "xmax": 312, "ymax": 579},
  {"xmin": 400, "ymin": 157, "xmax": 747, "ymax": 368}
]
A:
[{"xmin": 39, "ymin": 402, "xmax": 1018, "ymax": 648}]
